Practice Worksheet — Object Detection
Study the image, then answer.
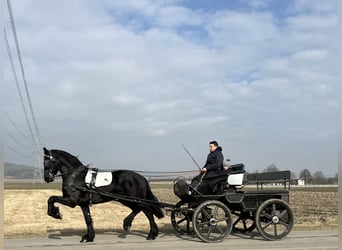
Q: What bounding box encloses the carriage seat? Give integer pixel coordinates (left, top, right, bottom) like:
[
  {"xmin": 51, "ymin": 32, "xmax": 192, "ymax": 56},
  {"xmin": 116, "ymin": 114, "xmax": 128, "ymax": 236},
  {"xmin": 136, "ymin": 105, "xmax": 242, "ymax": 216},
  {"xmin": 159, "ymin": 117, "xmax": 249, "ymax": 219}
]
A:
[{"xmin": 226, "ymin": 163, "xmax": 246, "ymax": 189}]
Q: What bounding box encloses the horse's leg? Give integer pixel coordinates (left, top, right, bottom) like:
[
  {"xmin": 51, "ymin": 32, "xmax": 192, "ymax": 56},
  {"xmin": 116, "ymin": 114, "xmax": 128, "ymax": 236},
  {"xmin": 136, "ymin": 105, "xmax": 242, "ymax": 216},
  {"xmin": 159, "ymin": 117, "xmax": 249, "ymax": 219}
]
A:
[
  {"xmin": 123, "ymin": 207, "xmax": 142, "ymax": 232},
  {"xmin": 80, "ymin": 205, "xmax": 95, "ymax": 243},
  {"xmin": 47, "ymin": 196, "xmax": 76, "ymax": 219},
  {"xmin": 143, "ymin": 209, "xmax": 159, "ymax": 240}
]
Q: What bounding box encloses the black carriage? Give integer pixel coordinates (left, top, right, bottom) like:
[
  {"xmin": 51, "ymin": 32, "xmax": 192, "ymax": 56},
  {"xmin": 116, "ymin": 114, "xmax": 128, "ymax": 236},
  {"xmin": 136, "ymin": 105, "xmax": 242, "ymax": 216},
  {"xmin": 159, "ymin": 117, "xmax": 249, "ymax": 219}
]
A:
[{"xmin": 171, "ymin": 164, "xmax": 294, "ymax": 243}]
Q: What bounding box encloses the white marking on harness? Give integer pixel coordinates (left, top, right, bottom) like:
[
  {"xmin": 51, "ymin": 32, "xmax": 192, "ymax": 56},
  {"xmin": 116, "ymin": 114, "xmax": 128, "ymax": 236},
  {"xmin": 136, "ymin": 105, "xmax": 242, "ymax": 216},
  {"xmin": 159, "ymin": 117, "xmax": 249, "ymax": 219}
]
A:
[{"xmin": 85, "ymin": 169, "xmax": 112, "ymax": 188}]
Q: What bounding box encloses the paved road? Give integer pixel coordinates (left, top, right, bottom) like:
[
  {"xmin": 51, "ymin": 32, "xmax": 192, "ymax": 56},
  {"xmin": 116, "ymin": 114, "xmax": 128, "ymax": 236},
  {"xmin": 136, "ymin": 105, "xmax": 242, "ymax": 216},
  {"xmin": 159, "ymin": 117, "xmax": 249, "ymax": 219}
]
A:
[{"xmin": 5, "ymin": 230, "xmax": 338, "ymax": 250}]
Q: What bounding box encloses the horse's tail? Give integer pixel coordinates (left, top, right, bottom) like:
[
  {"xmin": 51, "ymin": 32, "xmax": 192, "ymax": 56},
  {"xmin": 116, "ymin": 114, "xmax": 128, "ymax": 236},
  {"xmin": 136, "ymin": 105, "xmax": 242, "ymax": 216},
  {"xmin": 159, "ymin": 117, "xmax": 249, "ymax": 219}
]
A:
[{"xmin": 145, "ymin": 180, "xmax": 164, "ymax": 219}]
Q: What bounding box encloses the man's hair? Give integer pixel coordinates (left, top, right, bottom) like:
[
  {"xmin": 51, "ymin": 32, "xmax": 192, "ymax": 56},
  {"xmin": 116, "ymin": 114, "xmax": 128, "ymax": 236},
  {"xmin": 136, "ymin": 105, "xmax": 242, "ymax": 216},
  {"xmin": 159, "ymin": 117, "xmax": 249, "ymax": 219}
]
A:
[{"xmin": 209, "ymin": 141, "xmax": 218, "ymax": 147}]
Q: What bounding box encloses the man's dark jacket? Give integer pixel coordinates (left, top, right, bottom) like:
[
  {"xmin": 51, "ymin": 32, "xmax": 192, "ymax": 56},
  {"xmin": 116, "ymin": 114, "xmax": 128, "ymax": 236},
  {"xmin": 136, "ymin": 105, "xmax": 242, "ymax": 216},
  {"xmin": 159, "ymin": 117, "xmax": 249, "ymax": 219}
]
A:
[
  {"xmin": 190, "ymin": 146, "xmax": 226, "ymax": 194},
  {"xmin": 204, "ymin": 146, "xmax": 224, "ymax": 173}
]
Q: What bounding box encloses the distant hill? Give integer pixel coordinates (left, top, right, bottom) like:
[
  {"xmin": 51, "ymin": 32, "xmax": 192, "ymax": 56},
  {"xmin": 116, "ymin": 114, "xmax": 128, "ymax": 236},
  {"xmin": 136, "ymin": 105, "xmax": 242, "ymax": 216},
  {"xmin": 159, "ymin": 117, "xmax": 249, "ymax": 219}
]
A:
[{"xmin": 4, "ymin": 162, "xmax": 42, "ymax": 179}]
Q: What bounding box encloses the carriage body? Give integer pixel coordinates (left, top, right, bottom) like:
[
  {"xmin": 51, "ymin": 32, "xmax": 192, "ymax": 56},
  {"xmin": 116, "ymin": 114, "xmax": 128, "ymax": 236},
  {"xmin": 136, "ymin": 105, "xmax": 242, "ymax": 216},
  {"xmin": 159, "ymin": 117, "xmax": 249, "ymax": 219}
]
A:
[{"xmin": 171, "ymin": 165, "xmax": 293, "ymax": 242}]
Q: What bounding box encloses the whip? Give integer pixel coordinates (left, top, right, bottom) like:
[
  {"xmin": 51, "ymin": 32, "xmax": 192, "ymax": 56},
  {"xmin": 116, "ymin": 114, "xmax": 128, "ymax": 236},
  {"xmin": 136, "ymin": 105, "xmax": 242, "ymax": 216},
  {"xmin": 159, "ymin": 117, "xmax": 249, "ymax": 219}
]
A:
[{"xmin": 181, "ymin": 144, "xmax": 201, "ymax": 170}]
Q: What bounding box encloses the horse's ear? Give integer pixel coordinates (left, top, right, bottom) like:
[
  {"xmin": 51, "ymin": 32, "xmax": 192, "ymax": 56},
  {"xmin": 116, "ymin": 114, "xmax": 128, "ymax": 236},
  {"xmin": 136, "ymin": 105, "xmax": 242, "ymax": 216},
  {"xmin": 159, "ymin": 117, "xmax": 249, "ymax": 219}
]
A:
[{"xmin": 43, "ymin": 147, "xmax": 49, "ymax": 155}]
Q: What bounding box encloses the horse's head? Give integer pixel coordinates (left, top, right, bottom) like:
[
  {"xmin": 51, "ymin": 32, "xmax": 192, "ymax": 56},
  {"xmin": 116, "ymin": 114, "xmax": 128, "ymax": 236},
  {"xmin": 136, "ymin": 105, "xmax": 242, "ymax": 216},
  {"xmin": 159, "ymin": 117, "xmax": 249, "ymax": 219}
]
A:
[
  {"xmin": 43, "ymin": 147, "xmax": 85, "ymax": 183},
  {"xmin": 43, "ymin": 147, "xmax": 61, "ymax": 183}
]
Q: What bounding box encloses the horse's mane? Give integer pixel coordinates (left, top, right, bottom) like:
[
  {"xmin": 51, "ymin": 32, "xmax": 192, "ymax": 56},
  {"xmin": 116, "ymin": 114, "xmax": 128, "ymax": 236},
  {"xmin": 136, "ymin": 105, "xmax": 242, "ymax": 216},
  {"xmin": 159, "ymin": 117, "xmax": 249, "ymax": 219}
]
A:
[{"xmin": 51, "ymin": 149, "xmax": 84, "ymax": 167}]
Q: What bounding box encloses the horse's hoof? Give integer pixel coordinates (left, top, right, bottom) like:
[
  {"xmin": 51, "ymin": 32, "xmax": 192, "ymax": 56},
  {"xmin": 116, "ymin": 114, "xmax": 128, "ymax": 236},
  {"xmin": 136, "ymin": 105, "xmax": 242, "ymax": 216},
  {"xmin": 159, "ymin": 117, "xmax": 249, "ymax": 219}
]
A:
[
  {"xmin": 123, "ymin": 219, "xmax": 132, "ymax": 232},
  {"xmin": 55, "ymin": 212, "xmax": 62, "ymax": 220},
  {"xmin": 80, "ymin": 239, "xmax": 93, "ymax": 243},
  {"xmin": 48, "ymin": 207, "xmax": 62, "ymax": 220},
  {"xmin": 80, "ymin": 235, "xmax": 94, "ymax": 243},
  {"xmin": 146, "ymin": 234, "xmax": 157, "ymax": 240}
]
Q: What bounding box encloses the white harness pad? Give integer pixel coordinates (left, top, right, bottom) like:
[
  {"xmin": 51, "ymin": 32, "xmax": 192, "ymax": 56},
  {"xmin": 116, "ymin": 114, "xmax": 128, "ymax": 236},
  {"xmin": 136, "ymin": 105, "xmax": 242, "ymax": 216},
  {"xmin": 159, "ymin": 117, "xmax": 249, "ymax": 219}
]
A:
[{"xmin": 85, "ymin": 169, "xmax": 112, "ymax": 188}]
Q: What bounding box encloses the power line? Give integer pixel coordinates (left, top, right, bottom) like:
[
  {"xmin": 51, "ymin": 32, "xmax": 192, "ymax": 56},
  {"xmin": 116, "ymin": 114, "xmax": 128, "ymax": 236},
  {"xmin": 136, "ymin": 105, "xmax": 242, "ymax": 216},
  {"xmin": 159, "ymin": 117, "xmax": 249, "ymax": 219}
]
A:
[
  {"xmin": 4, "ymin": 141, "xmax": 33, "ymax": 159},
  {"xmin": 4, "ymin": 28, "xmax": 39, "ymax": 152},
  {"xmin": 7, "ymin": 0, "xmax": 44, "ymax": 149},
  {"xmin": 4, "ymin": 111, "xmax": 31, "ymax": 141},
  {"xmin": 5, "ymin": 130, "xmax": 31, "ymax": 150},
  {"xmin": 5, "ymin": 0, "xmax": 44, "ymax": 182}
]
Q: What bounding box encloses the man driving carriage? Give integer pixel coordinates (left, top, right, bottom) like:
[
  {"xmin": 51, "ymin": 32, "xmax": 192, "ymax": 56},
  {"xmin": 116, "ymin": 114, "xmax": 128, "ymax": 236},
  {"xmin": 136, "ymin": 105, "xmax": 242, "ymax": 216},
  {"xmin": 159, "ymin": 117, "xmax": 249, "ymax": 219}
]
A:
[{"xmin": 190, "ymin": 141, "xmax": 230, "ymax": 194}]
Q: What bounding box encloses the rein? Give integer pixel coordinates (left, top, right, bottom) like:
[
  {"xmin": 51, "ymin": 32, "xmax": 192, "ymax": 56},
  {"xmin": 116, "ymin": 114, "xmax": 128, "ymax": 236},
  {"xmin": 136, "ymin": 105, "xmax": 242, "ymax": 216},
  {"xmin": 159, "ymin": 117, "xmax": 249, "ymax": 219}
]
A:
[{"xmin": 55, "ymin": 167, "xmax": 87, "ymax": 178}]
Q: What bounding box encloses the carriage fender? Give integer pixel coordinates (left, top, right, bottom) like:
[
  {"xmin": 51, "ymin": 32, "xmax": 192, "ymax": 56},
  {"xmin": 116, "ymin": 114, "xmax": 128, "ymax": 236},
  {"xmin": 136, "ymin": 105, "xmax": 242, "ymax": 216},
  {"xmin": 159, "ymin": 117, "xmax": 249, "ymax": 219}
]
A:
[{"xmin": 225, "ymin": 193, "xmax": 244, "ymax": 203}]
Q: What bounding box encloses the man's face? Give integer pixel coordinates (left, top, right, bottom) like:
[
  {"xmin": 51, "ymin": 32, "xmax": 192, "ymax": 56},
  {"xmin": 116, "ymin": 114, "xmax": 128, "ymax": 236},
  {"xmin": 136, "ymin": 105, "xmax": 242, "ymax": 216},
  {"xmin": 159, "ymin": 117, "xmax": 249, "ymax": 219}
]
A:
[{"xmin": 209, "ymin": 144, "xmax": 217, "ymax": 152}]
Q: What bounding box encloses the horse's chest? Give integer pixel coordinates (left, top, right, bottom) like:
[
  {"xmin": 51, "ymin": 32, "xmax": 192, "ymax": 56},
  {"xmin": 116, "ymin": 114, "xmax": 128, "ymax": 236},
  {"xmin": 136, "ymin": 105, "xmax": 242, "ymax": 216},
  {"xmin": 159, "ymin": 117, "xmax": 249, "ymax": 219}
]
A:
[{"xmin": 85, "ymin": 169, "xmax": 112, "ymax": 188}]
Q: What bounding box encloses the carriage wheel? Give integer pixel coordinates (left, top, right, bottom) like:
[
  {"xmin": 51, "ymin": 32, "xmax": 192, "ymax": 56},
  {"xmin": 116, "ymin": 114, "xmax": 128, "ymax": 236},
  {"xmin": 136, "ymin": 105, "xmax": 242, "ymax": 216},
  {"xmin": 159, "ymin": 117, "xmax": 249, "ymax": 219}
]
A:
[
  {"xmin": 255, "ymin": 199, "xmax": 294, "ymax": 240},
  {"xmin": 231, "ymin": 211, "xmax": 256, "ymax": 233},
  {"xmin": 171, "ymin": 200, "xmax": 194, "ymax": 235},
  {"xmin": 192, "ymin": 200, "xmax": 232, "ymax": 243}
]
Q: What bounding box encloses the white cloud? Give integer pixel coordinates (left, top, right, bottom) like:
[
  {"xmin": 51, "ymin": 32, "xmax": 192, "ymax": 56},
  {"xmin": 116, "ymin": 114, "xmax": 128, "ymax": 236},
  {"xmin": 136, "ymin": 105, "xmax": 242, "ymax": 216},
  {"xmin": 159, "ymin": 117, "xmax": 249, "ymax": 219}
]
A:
[
  {"xmin": 173, "ymin": 116, "xmax": 229, "ymax": 130},
  {"xmin": 155, "ymin": 6, "xmax": 204, "ymax": 28},
  {"xmin": 289, "ymin": 0, "xmax": 337, "ymax": 14},
  {"xmin": 111, "ymin": 94, "xmax": 143, "ymax": 106},
  {"xmin": 4, "ymin": 0, "xmax": 338, "ymax": 175},
  {"xmin": 52, "ymin": 82, "xmax": 76, "ymax": 99},
  {"xmin": 207, "ymin": 11, "xmax": 279, "ymax": 45}
]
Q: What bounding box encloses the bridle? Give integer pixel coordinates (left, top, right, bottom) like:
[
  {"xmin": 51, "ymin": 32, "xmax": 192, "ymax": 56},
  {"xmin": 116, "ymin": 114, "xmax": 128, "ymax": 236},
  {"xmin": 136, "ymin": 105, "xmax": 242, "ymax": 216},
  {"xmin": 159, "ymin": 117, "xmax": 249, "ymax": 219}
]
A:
[{"xmin": 44, "ymin": 154, "xmax": 86, "ymax": 178}]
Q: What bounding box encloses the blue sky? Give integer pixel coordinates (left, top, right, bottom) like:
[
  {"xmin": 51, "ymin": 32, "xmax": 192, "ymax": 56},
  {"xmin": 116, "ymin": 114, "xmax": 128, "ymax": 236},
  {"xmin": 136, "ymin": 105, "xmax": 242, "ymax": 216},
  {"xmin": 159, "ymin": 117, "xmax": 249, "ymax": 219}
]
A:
[{"xmin": 4, "ymin": 0, "xmax": 338, "ymax": 177}]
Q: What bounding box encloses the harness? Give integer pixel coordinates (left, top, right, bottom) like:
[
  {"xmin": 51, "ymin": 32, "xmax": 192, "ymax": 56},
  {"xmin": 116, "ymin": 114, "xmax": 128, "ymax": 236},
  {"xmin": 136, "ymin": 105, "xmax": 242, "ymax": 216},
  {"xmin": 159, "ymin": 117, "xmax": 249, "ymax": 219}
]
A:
[
  {"xmin": 85, "ymin": 168, "xmax": 112, "ymax": 188},
  {"xmin": 86, "ymin": 168, "xmax": 99, "ymax": 189},
  {"xmin": 84, "ymin": 168, "xmax": 113, "ymax": 206}
]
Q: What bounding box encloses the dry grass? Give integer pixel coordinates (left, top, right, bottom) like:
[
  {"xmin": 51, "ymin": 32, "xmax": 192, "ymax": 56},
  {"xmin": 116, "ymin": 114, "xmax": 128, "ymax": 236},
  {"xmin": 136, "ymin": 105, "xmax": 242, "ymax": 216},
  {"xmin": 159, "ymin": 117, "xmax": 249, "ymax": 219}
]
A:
[
  {"xmin": 4, "ymin": 187, "xmax": 337, "ymax": 238},
  {"xmin": 4, "ymin": 188, "xmax": 177, "ymax": 238},
  {"xmin": 290, "ymin": 190, "xmax": 338, "ymax": 230}
]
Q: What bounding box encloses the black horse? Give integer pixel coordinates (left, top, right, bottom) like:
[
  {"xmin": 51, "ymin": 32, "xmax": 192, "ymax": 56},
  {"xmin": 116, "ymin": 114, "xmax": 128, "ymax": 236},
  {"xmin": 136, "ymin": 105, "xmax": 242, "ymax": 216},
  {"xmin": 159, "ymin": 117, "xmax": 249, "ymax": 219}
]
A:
[{"xmin": 43, "ymin": 147, "xmax": 164, "ymax": 242}]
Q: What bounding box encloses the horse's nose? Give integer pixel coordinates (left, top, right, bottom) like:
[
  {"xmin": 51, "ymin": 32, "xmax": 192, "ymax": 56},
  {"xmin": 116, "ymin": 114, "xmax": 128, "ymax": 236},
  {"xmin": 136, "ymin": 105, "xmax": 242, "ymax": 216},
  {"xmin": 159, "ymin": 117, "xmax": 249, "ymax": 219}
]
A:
[{"xmin": 44, "ymin": 171, "xmax": 54, "ymax": 183}]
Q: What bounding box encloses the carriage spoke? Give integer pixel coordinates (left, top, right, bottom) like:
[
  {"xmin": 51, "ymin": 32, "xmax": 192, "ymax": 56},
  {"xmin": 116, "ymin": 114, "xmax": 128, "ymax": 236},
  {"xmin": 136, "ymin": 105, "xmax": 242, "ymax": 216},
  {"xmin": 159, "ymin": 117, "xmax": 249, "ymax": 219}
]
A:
[
  {"xmin": 197, "ymin": 220, "xmax": 210, "ymax": 227},
  {"xmin": 261, "ymin": 220, "xmax": 273, "ymax": 230},
  {"xmin": 278, "ymin": 220, "xmax": 289, "ymax": 227},
  {"xmin": 216, "ymin": 216, "xmax": 230, "ymax": 223},
  {"xmin": 278, "ymin": 210, "xmax": 287, "ymax": 217},
  {"xmin": 273, "ymin": 223, "xmax": 278, "ymax": 236},
  {"xmin": 207, "ymin": 225, "xmax": 213, "ymax": 238},
  {"xmin": 278, "ymin": 210, "xmax": 288, "ymax": 222},
  {"xmin": 201, "ymin": 208, "xmax": 211, "ymax": 219},
  {"xmin": 212, "ymin": 206, "xmax": 219, "ymax": 218},
  {"xmin": 261, "ymin": 211, "xmax": 272, "ymax": 220},
  {"xmin": 177, "ymin": 217, "xmax": 187, "ymax": 225},
  {"xmin": 215, "ymin": 224, "xmax": 224, "ymax": 234}
]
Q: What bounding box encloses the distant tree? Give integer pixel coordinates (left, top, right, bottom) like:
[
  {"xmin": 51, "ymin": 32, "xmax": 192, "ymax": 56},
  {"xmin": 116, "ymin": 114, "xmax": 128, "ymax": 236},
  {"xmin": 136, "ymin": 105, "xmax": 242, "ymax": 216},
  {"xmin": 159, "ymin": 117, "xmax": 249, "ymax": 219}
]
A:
[
  {"xmin": 263, "ymin": 164, "xmax": 280, "ymax": 173},
  {"xmin": 327, "ymin": 173, "xmax": 338, "ymax": 184},
  {"xmin": 312, "ymin": 171, "xmax": 327, "ymax": 184},
  {"xmin": 299, "ymin": 169, "xmax": 312, "ymax": 184},
  {"xmin": 249, "ymin": 169, "xmax": 259, "ymax": 174},
  {"xmin": 291, "ymin": 171, "xmax": 297, "ymax": 180}
]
